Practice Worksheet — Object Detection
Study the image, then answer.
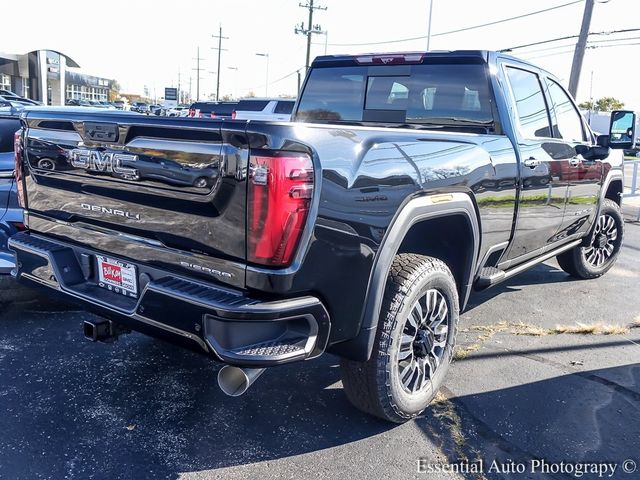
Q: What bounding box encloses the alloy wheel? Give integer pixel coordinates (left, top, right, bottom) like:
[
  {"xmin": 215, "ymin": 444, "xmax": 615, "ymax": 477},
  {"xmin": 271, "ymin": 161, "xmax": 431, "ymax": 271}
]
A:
[
  {"xmin": 582, "ymin": 213, "xmax": 618, "ymax": 267},
  {"xmin": 397, "ymin": 289, "xmax": 449, "ymax": 394}
]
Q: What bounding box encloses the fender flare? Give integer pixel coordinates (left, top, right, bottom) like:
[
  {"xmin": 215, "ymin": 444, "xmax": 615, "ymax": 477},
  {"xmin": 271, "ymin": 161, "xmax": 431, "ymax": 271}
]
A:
[
  {"xmin": 586, "ymin": 169, "xmax": 624, "ymax": 242},
  {"xmin": 332, "ymin": 192, "xmax": 480, "ymax": 361}
]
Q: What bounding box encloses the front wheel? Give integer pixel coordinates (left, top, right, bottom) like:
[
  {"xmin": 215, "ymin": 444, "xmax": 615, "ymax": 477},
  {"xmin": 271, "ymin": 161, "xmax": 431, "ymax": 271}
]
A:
[
  {"xmin": 556, "ymin": 198, "xmax": 624, "ymax": 279},
  {"xmin": 340, "ymin": 254, "xmax": 459, "ymax": 423}
]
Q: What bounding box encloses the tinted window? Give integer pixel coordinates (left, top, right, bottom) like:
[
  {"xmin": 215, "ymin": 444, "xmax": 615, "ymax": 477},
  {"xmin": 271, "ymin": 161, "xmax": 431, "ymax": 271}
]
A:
[
  {"xmin": 505, "ymin": 67, "xmax": 551, "ymax": 138},
  {"xmin": 297, "ymin": 64, "xmax": 494, "ymax": 128},
  {"xmin": 237, "ymin": 100, "xmax": 270, "ymax": 111},
  {"xmin": 297, "ymin": 67, "xmax": 364, "ymax": 122},
  {"xmin": 213, "ymin": 103, "xmax": 238, "ymax": 115},
  {"xmin": 274, "ymin": 101, "xmax": 295, "ymax": 114},
  {"xmin": 547, "ymin": 80, "xmax": 586, "ymax": 142},
  {"xmin": 0, "ymin": 118, "xmax": 20, "ymax": 152},
  {"xmin": 191, "ymin": 102, "xmax": 215, "ymax": 112}
]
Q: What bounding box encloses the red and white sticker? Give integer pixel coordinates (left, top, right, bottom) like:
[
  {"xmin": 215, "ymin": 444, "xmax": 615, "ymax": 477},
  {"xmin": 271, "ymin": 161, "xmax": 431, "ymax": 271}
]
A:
[{"xmin": 96, "ymin": 255, "xmax": 138, "ymax": 297}]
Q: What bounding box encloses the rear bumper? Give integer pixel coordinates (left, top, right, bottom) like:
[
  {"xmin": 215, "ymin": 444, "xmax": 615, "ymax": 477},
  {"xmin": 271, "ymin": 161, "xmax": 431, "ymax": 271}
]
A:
[{"xmin": 9, "ymin": 231, "xmax": 330, "ymax": 366}]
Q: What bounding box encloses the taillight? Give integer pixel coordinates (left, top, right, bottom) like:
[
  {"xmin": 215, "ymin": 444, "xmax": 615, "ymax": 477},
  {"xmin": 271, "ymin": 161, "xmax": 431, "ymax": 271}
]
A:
[
  {"xmin": 247, "ymin": 152, "xmax": 314, "ymax": 266},
  {"xmin": 14, "ymin": 130, "xmax": 25, "ymax": 208},
  {"xmin": 231, "ymin": 110, "xmax": 236, "ymax": 120},
  {"xmin": 188, "ymin": 108, "xmax": 195, "ymax": 117},
  {"xmin": 211, "ymin": 112, "xmax": 217, "ymax": 119}
]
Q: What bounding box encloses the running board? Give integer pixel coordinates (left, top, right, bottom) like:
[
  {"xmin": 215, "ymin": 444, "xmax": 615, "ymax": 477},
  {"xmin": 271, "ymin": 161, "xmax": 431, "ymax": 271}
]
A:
[{"xmin": 474, "ymin": 239, "xmax": 582, "ymax": 290}]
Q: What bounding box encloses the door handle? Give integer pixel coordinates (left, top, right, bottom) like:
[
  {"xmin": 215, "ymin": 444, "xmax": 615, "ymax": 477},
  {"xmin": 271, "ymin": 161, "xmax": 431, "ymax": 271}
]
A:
[
  {"xmin": 569, "ymin": 157, "xmax": 582, "ymax": 167},
  {"xmin": 523, "ymin": 158, "xmax": 541, "ymax": 168}
]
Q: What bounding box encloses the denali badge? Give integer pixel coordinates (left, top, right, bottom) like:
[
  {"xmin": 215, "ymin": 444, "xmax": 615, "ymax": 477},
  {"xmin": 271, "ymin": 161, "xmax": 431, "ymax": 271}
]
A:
[
  {"xmin": 180, "ymin": 261, "xmax": 233, "ymax": 278},
  {"xmin": 80, "ymin": 203, "xmax": 141, "ymax": 220},
  {"xmin": 70, "ymin": 149, "xmax": 137, "ymax": 176}
]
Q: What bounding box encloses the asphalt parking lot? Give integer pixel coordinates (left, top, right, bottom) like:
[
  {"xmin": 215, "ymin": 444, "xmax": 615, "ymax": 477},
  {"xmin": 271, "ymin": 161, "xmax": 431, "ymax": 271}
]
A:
[{"xmin": 0, "ymin": 220, "xmax": 639, "ymax": 480}]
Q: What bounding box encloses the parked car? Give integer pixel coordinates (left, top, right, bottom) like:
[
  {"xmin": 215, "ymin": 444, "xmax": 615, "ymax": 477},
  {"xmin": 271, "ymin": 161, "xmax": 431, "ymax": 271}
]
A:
[
  {"xmin": 130, "ymin": 102, "xmax": 149, "ymax": 113},
  {"xmin": 116, "ymin": 156, "xmax": 217, "ymax": 188},
  {"xmin": 0, "ymin": 115, "xmax": 25, "ymax": 275},
  {"xmin": 188, "ymin": 101, "xmax": 238, "ymax": 119},
  {"xmin": 623, "ymin": 139, "xmax": 640, "ymax": 157},
  {"xmin": 233, "ymin": 98, "xmax": 295, "ymax": 121},
  {"xmin": 66, "ymin": 99, "xmax": 92, "ymax": 107},
  {"xmin": 113, "ymin": 100, "xmax": 126, "ymax": 110},
  {"xmin": 166, "ymin": 105, "xmax": 189, "ymax": 117},
  {"xmin": 10, "ymin": 51, "xmax": 633, "ymax": 423}
]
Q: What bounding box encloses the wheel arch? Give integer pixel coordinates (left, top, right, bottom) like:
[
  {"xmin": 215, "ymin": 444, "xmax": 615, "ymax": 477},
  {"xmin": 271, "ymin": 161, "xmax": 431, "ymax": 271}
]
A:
[{"xmin": 331, "ymin": 192, "xmax": 480, "ymax": 361}]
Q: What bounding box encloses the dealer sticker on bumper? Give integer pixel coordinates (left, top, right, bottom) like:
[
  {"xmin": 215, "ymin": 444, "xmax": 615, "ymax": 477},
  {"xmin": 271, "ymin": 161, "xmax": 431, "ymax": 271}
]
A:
[{"xmin": 96, "ymin": 255, "xmax": 138, "ymax": 298}]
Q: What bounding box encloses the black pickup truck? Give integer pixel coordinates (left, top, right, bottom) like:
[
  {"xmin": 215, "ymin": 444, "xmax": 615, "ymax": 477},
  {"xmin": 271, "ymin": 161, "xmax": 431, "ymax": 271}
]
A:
[{"xmin": 10, "ymin": 51, "xmax": 635, "ymax": 423}]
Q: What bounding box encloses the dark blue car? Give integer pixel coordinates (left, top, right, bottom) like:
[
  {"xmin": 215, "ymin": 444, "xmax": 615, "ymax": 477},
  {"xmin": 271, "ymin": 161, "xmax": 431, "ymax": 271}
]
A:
[{"xmin": 0, "ymin": 115, "xmax": 24, "ymax": 275}]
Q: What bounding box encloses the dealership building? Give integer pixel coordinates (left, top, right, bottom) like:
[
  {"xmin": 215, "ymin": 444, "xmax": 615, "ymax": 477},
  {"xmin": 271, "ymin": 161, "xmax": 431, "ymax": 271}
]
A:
[{"xmin": 0, "ymin": 49, "xmax": 112, "ymax": 105}]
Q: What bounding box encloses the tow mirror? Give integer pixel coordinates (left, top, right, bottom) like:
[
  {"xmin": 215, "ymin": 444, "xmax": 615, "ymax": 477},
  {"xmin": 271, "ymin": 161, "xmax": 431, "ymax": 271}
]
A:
[{"xmin": 608, "ymin": 110, "xmax": 636, "ymax": 150}]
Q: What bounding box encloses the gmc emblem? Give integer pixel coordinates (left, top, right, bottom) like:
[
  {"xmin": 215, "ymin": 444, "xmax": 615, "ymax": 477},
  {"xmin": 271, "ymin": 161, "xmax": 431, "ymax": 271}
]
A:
[{"xmin": 70, "ymin": 149, "xmax": 138, "ymax": 177}]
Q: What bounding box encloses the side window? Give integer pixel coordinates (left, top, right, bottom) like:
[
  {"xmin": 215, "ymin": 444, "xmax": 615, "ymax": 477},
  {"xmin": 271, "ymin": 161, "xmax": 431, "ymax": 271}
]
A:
[
  {"xmin": 547, "ymin": 80, "xmax": 587, "ymax": 143},
  {"xmin": 274, "ymin": 101, "xmax": 294, "ymax": 114},
  {"xmin": 505, "ymin": 67, "xmax": 552, "ymax": 139}
]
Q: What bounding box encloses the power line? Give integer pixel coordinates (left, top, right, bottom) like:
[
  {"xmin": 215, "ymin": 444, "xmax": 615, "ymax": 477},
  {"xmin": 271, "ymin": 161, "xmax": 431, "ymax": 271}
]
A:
[
  {"xmin": 245, "ymin": 68, "xmax": 303, "ymax": 93},
  {"xmin": 588, "ymin": 35, "xmax": 640, "ymax": 44},
  {"xmin": 501, "ymin": 28, "xmax": 640, "ymax": 52},
  {"xmin": 327, "ymin": 0, "xmax": 584, "ymax": 47},
  {"xmin": 519, "ymin": 39, "xmax": 640, "ymax": 61},
  {"xmin": 587, "ymin": 41, "xmax": 640, "ymax": 49}
]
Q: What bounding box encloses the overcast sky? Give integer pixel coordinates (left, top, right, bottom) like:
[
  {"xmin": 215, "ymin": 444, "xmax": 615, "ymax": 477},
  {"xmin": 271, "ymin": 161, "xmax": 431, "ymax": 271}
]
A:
[{"xmin": 3, "ymin": 0, "xmax": 639, "ymax": 107}]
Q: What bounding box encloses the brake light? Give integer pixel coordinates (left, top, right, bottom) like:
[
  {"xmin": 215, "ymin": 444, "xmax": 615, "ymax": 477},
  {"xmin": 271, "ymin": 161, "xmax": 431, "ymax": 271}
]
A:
[
  {"xmin": 188, "ymin": 108, "xmax": 195, "ymax": 117},
  {"xmin": 247, "ymin": 152, "xmax": 314, "ymax": 266},
  {"xmin": 211, "ymin": 112, "xmax": 217, "ymax": 119},
  {"xmin": 231, "ymin": 110, "xmax": 236, "ymax": 120},
  {"xmin": 355, "ymin": 53, "xmax": 425, "ymax": 65},
  {"xmin": 14, "ymin": 130, "xmax": 25, "ymax": 208}
]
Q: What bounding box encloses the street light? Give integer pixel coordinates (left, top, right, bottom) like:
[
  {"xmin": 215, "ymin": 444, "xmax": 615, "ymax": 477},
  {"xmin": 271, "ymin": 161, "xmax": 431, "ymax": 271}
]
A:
[{"xmin": 255, "ymin": 53, "xmax": 270, "ymax": 97}]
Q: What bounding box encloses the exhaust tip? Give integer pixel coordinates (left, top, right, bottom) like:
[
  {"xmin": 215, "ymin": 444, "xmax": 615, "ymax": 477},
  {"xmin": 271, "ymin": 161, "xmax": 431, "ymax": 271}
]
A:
[{"xmin": 217, "ymin": 366, "xmax": 265, "ymax": 397}]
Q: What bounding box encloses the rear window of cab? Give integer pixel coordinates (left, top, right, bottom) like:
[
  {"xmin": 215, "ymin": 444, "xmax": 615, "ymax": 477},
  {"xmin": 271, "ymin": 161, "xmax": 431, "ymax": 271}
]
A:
[{"xmin": 295, "ymin": 63, "xmax": 495, "ymax": 130}]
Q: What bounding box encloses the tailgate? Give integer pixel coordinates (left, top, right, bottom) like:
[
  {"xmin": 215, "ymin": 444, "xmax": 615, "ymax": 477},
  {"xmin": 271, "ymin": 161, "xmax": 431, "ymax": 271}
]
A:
[{"xmin": 22, "ymin": 111, "xmax": 248, "ymax": 288}]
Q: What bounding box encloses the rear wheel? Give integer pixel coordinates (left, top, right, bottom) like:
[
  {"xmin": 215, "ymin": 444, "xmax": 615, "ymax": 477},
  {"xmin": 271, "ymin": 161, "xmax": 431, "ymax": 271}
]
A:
[
  {"xmin": 340, "ymin": 254, "xmax": 459, "ymax": 423},
  {"xmin": 556, "ymin": 198, "xmax": 624, "ymax": 279}
]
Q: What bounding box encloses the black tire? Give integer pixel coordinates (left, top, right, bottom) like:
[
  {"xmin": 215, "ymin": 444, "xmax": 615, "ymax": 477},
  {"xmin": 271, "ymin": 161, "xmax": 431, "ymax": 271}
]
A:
[
  {"xmin": 340, "ymin": 254, "xmax": 459, "ymax": 423},
  {"xmin": 556, "ymin": 198, "xmax": 624, "ymax": 279}
]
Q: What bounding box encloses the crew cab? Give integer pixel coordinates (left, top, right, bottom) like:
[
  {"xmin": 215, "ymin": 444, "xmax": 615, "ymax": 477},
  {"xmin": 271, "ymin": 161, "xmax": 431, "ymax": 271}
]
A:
[{"xmin": 10, "ymin": 51, "xmax": 635, "ymax": 423}]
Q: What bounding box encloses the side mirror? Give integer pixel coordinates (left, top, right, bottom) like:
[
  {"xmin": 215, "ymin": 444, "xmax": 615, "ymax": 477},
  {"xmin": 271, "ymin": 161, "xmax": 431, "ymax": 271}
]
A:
[{"xmin": 609, "ymin": 110, "xmax": 636, "ymax": 149}]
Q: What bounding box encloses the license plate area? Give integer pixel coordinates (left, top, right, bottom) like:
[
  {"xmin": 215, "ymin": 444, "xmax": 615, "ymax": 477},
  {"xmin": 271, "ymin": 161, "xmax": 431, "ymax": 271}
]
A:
[{"xmin": 96, "ymin": 255, "xmax": 138, "ymax": 298}]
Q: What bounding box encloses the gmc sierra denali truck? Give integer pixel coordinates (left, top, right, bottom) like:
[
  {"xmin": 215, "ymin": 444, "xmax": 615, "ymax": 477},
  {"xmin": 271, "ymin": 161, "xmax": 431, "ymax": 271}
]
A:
[{"xmin": 9, "ymin": 51, "xmax": 636, "ymax": 423}]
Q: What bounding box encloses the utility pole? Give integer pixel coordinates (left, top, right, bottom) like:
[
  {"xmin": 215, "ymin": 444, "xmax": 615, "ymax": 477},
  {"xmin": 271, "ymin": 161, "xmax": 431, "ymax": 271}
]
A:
[
  {"xmin": 192, "ymin": 47, "xmax": 205, "ymax": 101},
  {"xmin": 426, "ymin": 0, "xmax": 434, "ymax": 51},
  {"xmin": 177, "ymin": 68, "xmax": 181, "ymax": 104},
  {"xmin": 568, "ymin": 0, "xmax": 595, "ymax": 97},
  {"xmin": 212, "ymin": 26, "xmax": 228, "ymax": 101},
  {"xmin": 295, "ymin": 0, "xmax": 327, "ymax": 74}
]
